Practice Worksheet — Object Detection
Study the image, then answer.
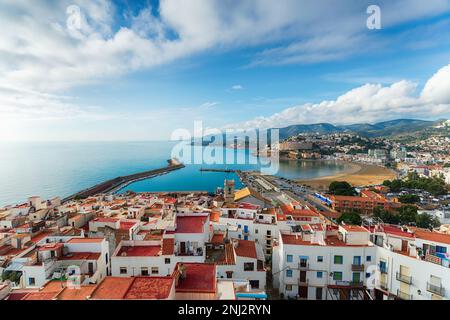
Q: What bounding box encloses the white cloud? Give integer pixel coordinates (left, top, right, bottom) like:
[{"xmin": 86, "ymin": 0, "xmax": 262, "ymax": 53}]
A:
[
  {"xmin": 228, "ymin": 63, "xmax": 450, "ymax": 129},
  {"xmin": 0, "ymin": 0, "xmax": 449, "ymax": 125},
  {"xmin": 231, "ymin": 85, "xmax": 243, "ymax": 90}
]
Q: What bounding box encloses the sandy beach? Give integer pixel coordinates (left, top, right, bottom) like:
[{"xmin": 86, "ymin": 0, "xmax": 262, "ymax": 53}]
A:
[{"xmin": 296, "ymin": 161, "xmax": 397, "ymax": 190}]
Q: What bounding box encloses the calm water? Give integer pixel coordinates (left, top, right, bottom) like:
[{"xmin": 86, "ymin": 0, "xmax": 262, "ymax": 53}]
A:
[{"xmin": 0, "ymin": 141, "xmax": 350, "ymax": 206}]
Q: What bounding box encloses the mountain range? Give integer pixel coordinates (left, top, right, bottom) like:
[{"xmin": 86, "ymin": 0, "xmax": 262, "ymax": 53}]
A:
[{"xmin": 276, "ymin": 119, "xmax": 446, "ymax": 140}]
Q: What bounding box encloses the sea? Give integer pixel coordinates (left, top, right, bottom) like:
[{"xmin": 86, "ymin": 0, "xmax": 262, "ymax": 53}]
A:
[{"xmin": 0, "ymin": 141, "xmax": 352, "ymax": 207}]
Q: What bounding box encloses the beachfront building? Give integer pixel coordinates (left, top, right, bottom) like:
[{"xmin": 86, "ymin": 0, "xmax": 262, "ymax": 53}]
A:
[
  {"xmin": 273, "ymin": 224, "xmax": 377, "ymax": 300},
  {"xmin": 329, "ymin": 190, "xmax": 398, "ymax": 215}
]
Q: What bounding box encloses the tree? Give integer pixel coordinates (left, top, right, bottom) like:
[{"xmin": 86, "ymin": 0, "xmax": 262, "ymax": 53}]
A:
[
  {"xmin": 416, "ymin": 213, "xmax": 441, "ymax": 229},
  {"xmin": 390, "ymin": 179, "xmax": 402, "ymax": 192},
  {"xmin": 329, "ymin": 181, "xmax": 356, "ymax": 196},
  {"xmin": 373, "ymin": 206, "xmax": 399, "ymax": 224},
  {"xmin": 398, "ymin": 205, "xmax": 418, "ymax": 225},
  {"xmin": 337, "ymin": 210, "xmax": 362, "ymax": 225}
]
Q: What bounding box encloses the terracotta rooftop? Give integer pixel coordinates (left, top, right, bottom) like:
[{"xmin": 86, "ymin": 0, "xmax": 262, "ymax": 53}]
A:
[
  {"xmin": 66, "ymin": 237, "xmax": 104, "ymax": 244},
  {"xmin": 175, "ymin": 216, "xmax": 207, "ymax": 233},
  {"xmin": 124, "ymin": 277, "xmax": 174, "ymax": 300},
  {"xmin": 341, "ymin": 225, "xmax": 369, "ymax": 233},
  {"xmin": 117, "ymin": 245, "xmax": 161, "ymax": 257},
  {"xmin": 234, "ymin": 239, "xmax": 257, "ymax": 259},
  {"xmin": 175, "ymin": 263, "xmax": 216, "ymax": 293},
  {"xmin": 56, "ymin": 285, "xmax": 96, "ymax": 300},
  {"xmin": 90, "ymin": 277, "xmax": 134, "ymax": 300},
  {"xmin": 59, "ymin": 252, "xmax": 101, "ymax": 261},
  {"xmin": 162, "ymin": 238, "xmax": 174, "ymax": 255},
  {"xmin": 413, "ymin": 228, "xmax": 450, "ymax": 245}
]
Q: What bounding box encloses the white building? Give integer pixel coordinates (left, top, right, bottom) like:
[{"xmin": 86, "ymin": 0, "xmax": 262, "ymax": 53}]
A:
[{"xmin": 274, "ymin": 224, "xmax": 377, "ymax": 300}]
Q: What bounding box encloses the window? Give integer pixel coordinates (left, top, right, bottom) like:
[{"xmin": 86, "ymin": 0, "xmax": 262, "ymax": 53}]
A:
[
  {"xmin": 255, "ymin": 229, "xmax": 258, "ymax": 234},
  {"xmin": 28, "ymin": 277, "xmax": 36, "ymax": 286},
  {"xmin": 286, "ymin": 284, "xmax": 293, "ymax": 291},
  {"xmin": 165, "ymin": 258, "xmax": 171, "ymax": 264},
  {"xmin": 316, "ymin": 287, "xmax": 323, "ymax": 300},
  {"xmin": 366, "ymin": 255, "xmax": 372, "ymax": 262},
  {"xmin": 141, "ymin": 267, "xmax": 149, "ymax": 276},
  {"xmin": 238, "ymin": 224, "xmax": 242, "ymax": 229},
  {"xmin": 353, "ymin": 256, "xmax": 361, "ymax": 265},
  {"xmin": 238, "ymin": 234, "xmax": 242, "ymax": 239},
  {"xmin": 352, "ymin": 272, "xmax": 361, "ymax": 283},
  {"xmin": 317, "ymin": 256, "xmax": 323, "ymax": 262},
  {"xmin": 267, "ymin": 230, "xmax": 271, "ymax": 235},
  {"xmin": 286, "ymin": 269, "xmax": 293, "ymax": 277},
  {"xmin": 120, "ymin": 267, "xmax": 127, "ymax": 274},
  {"xmin": 244, "ymin": 262, "xmax": 254, "ymax": 271},
  {"xmin": 366, "ymin": 272, "xmax": 371, "ymax": 278},
  {"xmin": 333, "ymin": 272, "xmax": 343, "ymax": 281},
  {"xmin": 226, "ymin": 271, "xmax": 233, "ymax": 279},
  {"xmin": 151, "ymin": 267, "xmax": 159, "ymax": 275},
  {"xmin": 286, "ymin": 254, "xmax": 293, "ymax": 263},
  {"xmin": 249, "ymin": 280, "xmax": 259, "ymax": 289},
  {"xmin": 105, "ymin": 253, "xmax": 109, "ymax": 264},
  {"xmin": 334, "ymin": 255, "xmax": 343, "ymax": 264},
  {"xmin": 317, "ymin": 271, "xmax": 323, "ymax": 279},
  {"xmin": 266, "ymin": 240, "xmax": 271, "ymax": 245}
]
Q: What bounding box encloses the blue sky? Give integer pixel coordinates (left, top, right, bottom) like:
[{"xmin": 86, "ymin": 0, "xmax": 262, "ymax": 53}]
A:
[{"xmin": 1, "ymin": 0, "xmax": 450, "ymax": 141}]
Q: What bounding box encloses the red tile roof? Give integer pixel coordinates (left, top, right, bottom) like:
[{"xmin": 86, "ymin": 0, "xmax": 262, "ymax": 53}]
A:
[
  {"xmin": 56, "ymin": 285, "xmax": 96, "ymax": 300},
  {"xmin": 234, "ymin": 240, "xmax": 257, "ymax": 259},
  {"xmin": 341, "ymin": 225, "xmax": 369, "ymax": 233},
  {"xmin": 117, "ymin": 245, "xmax": 161, "ymax": 257},
  {"xmin": 162, "ymin": 238, "xmax": 174, "ymax": 255},
  {"xmin": 124, "ymin": 277, "xmax": 174, "ymax": 300},
  {"xmin": 67, "ymin": 237, "xmax": 104, "ymax": 243},
  {"xmin": 175, "ymin": 263, "xmax": 216, "ymax": 293},
  {"xmin": 59, "ymin": 252, "xmax": 101, "ymax": 261},
  {"xmin": 90, "ymin": 277, "xmax": 134, "ymax": 300},
  {"xmin": 413, "ymin": 229, "xmax": 450, "ymax": 245},
  {"xmin": 90, "ymin": 277, "xmax": 174, "ymax": 300},
  {"xmin": 175, "ymin": 216, "xmax": 207, "ymax": 233}
]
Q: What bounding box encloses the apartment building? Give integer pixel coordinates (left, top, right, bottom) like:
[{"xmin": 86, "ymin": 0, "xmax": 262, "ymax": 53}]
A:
[
  {"xmin": 330, "ymin": 190, "xmax": 395, "ymax": 214},
  {"xmin": 371, "ymin": 225, "xmax": 450, "ymax": 300},
  {"xmin": 274, "ymin": 224, "xmax": 377, "ymax": 300}
]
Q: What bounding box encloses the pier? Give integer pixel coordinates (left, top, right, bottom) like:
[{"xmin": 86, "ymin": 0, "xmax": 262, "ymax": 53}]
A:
[{"xmin": 63, "ymin": 159, "xmax": 184, "ymax": 202}]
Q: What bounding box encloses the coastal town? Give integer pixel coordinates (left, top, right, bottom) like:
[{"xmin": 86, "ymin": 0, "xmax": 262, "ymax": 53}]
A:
[{"xmin": 0, "ymin": 123, "xmax": 449, "ymax": 301}]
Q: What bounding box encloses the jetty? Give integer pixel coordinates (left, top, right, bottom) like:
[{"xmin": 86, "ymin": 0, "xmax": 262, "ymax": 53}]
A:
[{"xmin": 63, "ymin": 159, "xmax": 184, "ymax": 202}]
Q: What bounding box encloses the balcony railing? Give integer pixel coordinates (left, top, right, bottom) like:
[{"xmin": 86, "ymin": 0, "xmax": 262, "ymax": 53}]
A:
[
  {"xmin": 427, "ymin": 282, "xmax": 445, "ymax": 297},
  {"xmin": 298, "ymin": 278, "xmax": 309, "ymax": 286},
  {"xmin": 351, "ymin": 264, "xmax": 365, "ymax": 272},
  {"xmin": 396, "ymin": 272, "xmax": 412, "ymax": 285},
  {"xmin": 397, "ymin": 289, "xmax": 412, "ymax": 300},
  {"xmin": 298, "ymin": 262, "xmax": 309, "ymax": 270}
]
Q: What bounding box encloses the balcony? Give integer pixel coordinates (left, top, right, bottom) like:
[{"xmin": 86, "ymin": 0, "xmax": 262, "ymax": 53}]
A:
[
  {"xmin": 351, "ymin": 264, "xmax": 365, "ymax": 272},
  {"xmin": 298, "ymin": 262, "xmax": 309, "ymax": 270},
  {"xmin": 397, "ymin": 289, "xmax": 412, "ymax": 300},
  {"xmin": 379, "ymin": 266, "xmax": 388, "ymax": 274},
  {"xmin": 427, "ymin": 282, "xmax": 445, "ymax": 297},
  {"xmin": 396, "ymin": 272, "xmax": 412, "ymax": 285},
  {"xmin": 298, "ymin": 278, "xmax": 309, "ymax": 286},
  {"xmin": 265, "ymin": 234, "xmax": 272, "ymax": 239}
]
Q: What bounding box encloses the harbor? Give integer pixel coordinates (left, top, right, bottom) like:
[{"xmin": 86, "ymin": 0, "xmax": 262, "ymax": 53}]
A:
[{"xmin": 62, "ymin": 158, "xmax": 184, "ymax": 202}]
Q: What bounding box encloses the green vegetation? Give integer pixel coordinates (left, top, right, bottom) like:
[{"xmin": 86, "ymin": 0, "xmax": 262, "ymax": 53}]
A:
[
  {"xmin": 329, "ymin": 181, "xmax": 357, "ymax": 196},
  {"xmin": 373, "ymin": 206, "xmax": 440, "ymax": 229},
  {"xmin": 337, "ymin": 210, "xmax": 362, "ymax": 225},
  {"xmin": 398, "ymin": 194, "xmax": 420, "ymax": 204},
  {"xmin": 382, "ymin": 172, "xmax": 447, "ymax": 196}
]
